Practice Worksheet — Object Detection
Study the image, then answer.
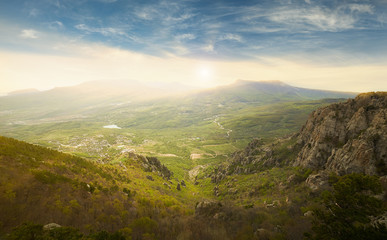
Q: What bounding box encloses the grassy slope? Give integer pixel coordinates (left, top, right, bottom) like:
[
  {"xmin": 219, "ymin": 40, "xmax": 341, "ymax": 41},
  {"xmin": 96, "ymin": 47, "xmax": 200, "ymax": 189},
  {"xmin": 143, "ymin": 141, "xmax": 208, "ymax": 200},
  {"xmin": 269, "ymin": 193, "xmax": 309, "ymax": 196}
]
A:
[
  {"xmin": 0, "ymin": 135, "xmax": 320, "ymax": 240},
  {"xmin": 0, "ymin": 136, "xmax": 214, "ymax": 235}
]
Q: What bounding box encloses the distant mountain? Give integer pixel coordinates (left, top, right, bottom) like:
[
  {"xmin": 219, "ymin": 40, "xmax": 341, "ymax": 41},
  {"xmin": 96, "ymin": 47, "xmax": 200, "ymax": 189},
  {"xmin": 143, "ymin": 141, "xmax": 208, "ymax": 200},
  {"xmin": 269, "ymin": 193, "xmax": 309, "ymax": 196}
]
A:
[
  {"xmin": 0, "ymin": 79, "xmax": 356, "ymax": 125},
  {"xmin": 192, "ymin": 80, "xmax": 356, "ymax": 104},
  {"xmin": 7, "ymin": 88, "xmax": 40, "ymax": 96},
  {"xmin": 0, "ymin": 80, "xmax": 191, "ymax": 111}
]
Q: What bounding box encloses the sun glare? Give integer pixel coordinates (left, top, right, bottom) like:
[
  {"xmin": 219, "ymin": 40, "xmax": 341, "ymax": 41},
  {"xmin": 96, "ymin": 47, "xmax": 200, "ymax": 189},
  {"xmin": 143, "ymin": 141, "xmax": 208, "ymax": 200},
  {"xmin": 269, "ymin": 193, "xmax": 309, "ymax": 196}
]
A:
[
  {"xmin": 194, "ymin": 65, "xmax": 216, "ymax": 87},
  {"xmin": 198, "ymin": 67, "xmax": 211, "ymax": 78},
  {"xmin": 196, "ymin": 65, "xmax": 214, "ymax": 81}
]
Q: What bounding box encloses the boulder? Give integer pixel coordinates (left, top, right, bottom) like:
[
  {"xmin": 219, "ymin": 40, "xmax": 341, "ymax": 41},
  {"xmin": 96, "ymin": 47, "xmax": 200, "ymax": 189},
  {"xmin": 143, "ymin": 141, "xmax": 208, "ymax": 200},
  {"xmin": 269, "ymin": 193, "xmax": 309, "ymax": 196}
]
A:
[
  {"xmin": 303, "ymin": 211, "xmax": 313, "ymax": 217},
  {"xmin": 305, "ymin": 172, "xmax": 329, "ymax": 192},
  {"xmin": 43, "ymin": 223, "xmax": 61, "ymax": 231}
]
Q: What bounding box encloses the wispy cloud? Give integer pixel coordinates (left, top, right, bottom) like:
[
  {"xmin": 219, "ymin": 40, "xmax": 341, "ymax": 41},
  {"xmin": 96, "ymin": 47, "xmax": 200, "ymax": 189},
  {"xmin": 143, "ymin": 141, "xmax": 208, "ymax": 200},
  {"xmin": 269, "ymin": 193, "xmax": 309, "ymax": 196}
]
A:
[
  {"xmin": 48, "ymin": 21, "xmax": 64, "ymax": 30},
  {"xmin": 175, "ymin": 34, "xmax": 196, "ymax": 41},
  {"xmin": 20, "ymin": 29, "xmax": 39, "ymax": 39},
  {"xmin": 267, "ymin": 4, "xmax": 374, "ymax": 32},
  {"xmin": 75, "ymin": 24, "xmax": 126, "ymax": 37},
  {"xmin": 219, "ymin": 33, "xmax": 243, "ymax": 42},
  {"xmin": 346, "ymin": 4, "xmax": 373, "ymax": 14},
  {"xmin": 2, "ymin": 0, "xmax": 387, "ymax": 62},
  {"xmin": 203, "ymin": 43, "xmax": 215, "ymax": 53}
]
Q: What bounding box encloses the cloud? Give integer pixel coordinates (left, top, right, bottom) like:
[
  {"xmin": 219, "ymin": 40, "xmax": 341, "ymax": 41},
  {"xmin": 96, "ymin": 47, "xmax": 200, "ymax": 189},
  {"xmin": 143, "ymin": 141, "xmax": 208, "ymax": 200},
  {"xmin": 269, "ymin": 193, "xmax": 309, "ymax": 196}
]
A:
[
  {"xmin": 220, "ymin": 33, "xmax": 243, "ymax": 42},
  {"xmin": 20, "ymin": 29, "xmax": 39, "ymax": 39},
  {"xmin": 241, "ymin": 26, "xmax": 285, "ymax": 33},
  {"xmin": 175, "ymin": 34, "xmax": 196, "ymax": 41},
  {"xmin": 75, "ymin": 24, "xmax": 126, "ymax": 36},
  {"xmin": 238, "ymin": 3, "xmax": 375, "ymax": 33},
  {"xmin": 48, "ymin": 21, "xmax": 64, "ymax": 30},
  {"xmin": 134, "ymin": 7, "xmax": 157, "ymax": 20},
  {"xmin": 203, "ymin": 43, "xmax": 215, "ymax": 52},
  {"xmin": 346, "ymin": 4, "xmax": 373, "ymax": 14},
  {"xmin": 134, "ymin": 2, "xmax": 194, "ymax": 24},
  {"xmin": 267, "ymin": 4, "xmax": 374, "ymax": 32}
]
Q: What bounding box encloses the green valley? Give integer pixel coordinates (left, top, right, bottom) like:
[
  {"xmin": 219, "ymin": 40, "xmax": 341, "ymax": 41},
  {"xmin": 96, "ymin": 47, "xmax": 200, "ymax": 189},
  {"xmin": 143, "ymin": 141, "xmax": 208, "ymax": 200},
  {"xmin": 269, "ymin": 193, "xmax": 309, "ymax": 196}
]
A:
[{"xmin": 0, "ymin": 80, "xmax": 354, "ymax": 178}]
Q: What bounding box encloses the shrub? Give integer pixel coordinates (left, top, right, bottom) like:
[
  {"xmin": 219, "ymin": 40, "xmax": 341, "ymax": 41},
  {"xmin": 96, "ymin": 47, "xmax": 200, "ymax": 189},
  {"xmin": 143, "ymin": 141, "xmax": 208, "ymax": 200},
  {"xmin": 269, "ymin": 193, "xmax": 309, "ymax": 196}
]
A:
[{"xmin": 306, "ymin": 173, "xmax": 387, "ymax": 240}]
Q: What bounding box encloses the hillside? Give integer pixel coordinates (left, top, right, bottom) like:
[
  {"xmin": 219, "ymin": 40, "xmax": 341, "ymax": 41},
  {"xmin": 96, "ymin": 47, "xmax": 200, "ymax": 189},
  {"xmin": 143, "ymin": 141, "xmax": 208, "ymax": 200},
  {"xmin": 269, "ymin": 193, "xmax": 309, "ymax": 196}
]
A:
[{"xmin": 0, "ymin": 136, "xmax": 202, "ymax": 238}]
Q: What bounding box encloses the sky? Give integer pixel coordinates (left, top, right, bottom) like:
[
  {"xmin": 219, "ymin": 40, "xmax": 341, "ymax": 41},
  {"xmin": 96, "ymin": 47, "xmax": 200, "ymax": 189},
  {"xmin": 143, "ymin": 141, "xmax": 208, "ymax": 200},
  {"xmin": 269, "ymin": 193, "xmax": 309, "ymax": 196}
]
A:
[{"xmin": 1, "ymin": 0, "xmax": 387, "ymax": 93}]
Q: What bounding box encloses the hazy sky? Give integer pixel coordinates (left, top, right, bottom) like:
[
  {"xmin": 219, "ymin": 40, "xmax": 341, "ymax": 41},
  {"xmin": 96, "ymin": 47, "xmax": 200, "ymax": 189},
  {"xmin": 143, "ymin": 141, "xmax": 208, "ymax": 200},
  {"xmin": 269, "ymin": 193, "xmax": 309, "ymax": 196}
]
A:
[{"xmin": 1, "ymin": 0, "xmax": 387, "ymax": 93}]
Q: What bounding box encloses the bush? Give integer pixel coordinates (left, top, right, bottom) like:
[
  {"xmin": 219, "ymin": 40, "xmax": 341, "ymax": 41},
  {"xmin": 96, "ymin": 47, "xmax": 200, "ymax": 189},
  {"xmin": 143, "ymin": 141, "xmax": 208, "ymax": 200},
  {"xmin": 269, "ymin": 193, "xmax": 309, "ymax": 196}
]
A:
[{"xmin": 306, "ymin": 173, "xmax": 387, "ymax": 240}]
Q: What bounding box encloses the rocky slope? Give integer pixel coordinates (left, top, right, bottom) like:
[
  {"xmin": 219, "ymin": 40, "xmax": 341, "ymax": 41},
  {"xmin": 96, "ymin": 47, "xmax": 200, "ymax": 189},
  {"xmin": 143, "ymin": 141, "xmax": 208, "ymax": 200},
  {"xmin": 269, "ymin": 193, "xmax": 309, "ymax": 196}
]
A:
[
  {"xmin": 293, "ymin": 92, "xmax": 387, "ymax": 175},
  {"xmin": 211, "ymin": 92, "xmax": 386, "ymax": 183},
  {"xmin": 211, "ymin": 138, "xmax": 297, "ymax": 183}
]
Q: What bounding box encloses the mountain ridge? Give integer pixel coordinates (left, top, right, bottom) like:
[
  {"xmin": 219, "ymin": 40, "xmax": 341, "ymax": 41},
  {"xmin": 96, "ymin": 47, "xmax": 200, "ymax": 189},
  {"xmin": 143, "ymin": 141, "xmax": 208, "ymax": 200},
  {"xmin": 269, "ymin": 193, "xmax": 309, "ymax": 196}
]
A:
[{"xmin": 211, "ymin": 92, "xmax": 387, "ymax": 183}]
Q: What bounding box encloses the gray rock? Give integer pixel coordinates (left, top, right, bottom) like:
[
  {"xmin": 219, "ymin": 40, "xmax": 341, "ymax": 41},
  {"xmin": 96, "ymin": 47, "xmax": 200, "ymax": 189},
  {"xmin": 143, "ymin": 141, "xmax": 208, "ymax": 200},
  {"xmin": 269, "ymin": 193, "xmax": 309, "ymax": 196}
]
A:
[
  {"xmin": 43, "ymin": 223, "xmax": 61, "ymax": 231},
  {"xmin": 304, "ymin": 210, "xmax": 313, "ymax": 217},
  {"xmin": 306, "ymin": 173, "xmax": 329, "ymax": 192},
  {"xmin": 294, "ymin": 92, "xmax": 387, "ymax": 176}
]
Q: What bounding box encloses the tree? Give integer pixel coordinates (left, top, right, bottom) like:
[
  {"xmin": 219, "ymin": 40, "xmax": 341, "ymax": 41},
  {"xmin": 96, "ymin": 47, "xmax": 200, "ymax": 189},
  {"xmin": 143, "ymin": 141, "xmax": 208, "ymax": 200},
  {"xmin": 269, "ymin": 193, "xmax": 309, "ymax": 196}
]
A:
[{"xmin": 306, "ymin": 173, "xmax": 387, "ymax": 240}]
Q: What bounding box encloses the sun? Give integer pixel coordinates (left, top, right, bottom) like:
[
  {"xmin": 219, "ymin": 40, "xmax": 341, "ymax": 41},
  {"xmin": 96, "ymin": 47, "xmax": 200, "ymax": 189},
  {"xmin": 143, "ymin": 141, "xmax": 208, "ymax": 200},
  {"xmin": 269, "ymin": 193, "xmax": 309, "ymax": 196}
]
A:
[
  {"xmin": 196, "ymin": 65, "xmax": 213, "ymax": 79},
  {"xmin": 198, "ymin": 67, "xmax": 211, "ymax": 78},
  {"xmin": 194, "ymin": 64, "xmax": 216, "ymax": 87}
]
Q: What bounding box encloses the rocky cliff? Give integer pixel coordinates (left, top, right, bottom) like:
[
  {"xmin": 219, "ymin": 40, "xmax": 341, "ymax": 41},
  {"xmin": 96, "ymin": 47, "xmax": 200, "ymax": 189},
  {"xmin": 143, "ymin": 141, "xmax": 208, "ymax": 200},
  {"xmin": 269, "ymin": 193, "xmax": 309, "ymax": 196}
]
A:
[
  {"xmin": 211, "ymin": 137, "xmax": 297, "ymax": 183},
  {"xmin": 293, "ymin": 92, "xmax": 387, "ymax": 175},
  {"xmin": 211, "ymin": 92, "xmax": 386, "ymax": 183}
]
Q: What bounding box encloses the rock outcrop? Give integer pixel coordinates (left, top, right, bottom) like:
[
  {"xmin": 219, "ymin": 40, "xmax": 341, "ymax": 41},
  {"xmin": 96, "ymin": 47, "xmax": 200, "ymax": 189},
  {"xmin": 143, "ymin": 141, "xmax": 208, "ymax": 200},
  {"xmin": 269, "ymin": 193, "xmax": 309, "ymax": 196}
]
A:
[
  {"xmin": 211, "ymin": 138, "xmax": 296, "ymax": 183},
  {"xmin": 126, "ymin": 152, "xmax": 173, "ymax": 179},
  {"xmin": 293, "ymin": 92, "xmax": 387, "ymax": 175},
  {"xmin": 211, "ymin": 92, "xmax": 386, "ymax": 184}
]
